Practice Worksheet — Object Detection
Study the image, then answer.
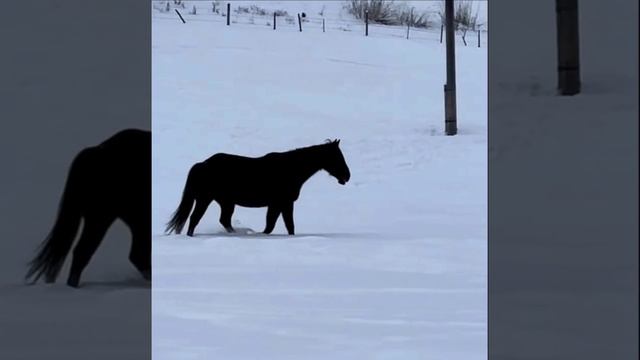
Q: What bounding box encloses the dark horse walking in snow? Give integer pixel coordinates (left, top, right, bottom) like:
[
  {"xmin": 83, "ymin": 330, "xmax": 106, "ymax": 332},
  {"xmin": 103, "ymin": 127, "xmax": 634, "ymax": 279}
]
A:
[
  {"xmin": 25, "ymin": 129, "xmax": 151, "ymax": 288},
  {"xmin": 166, "ymin": 139, "xmax": 351, "ymax": 237}
]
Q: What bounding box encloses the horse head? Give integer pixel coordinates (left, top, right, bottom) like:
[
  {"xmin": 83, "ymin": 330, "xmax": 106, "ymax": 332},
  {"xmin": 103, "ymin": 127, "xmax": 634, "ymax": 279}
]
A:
[{"xmin": 323, "ymin": 139, "xmax": 350, "ymax": 185}]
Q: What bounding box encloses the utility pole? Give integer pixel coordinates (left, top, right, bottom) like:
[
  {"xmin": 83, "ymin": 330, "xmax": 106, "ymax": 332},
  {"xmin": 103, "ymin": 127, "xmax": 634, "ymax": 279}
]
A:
[
  {"xmin": 556, "ymin": 0, "xmax": 581, "ymax": 95},
  {"xmin": 444, "ymin": 0, "xmax": 457, "ymax": 135}
]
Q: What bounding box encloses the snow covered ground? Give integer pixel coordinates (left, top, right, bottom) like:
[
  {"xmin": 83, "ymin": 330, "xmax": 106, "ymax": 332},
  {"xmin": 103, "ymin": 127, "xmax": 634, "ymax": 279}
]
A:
[{"xmin": 152, "ymin": 1, "xmax": 487, "ymax": 359}]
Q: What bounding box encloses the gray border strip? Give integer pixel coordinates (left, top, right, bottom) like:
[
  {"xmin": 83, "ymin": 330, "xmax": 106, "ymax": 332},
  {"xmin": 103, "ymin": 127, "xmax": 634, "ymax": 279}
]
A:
[
  {"xmin": 0, "ymin": 1, "xmax": 150, "ymax": 359},
  {"xmin": 489, "ymin": 0, "xmax": 638, "ymax": 359}
]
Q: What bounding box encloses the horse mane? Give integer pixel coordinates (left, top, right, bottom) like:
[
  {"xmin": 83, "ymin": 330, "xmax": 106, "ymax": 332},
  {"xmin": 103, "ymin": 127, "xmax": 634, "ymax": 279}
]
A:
[{"xmin": 284, "ymin": 139, "xmax": 340, "ymax": 155}]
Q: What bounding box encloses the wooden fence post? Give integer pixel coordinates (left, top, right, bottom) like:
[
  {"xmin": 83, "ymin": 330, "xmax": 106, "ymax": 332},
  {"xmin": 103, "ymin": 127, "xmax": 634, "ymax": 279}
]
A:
[
  {"xmin": 365, "ymin": 10, "xmax": 369, "ymax": 36},
  {"xmin": 175, "ymin": 9, "xmax": 186, "ymax": 23},
  {"xmin": 273, "ymin": 12, "xmax": 276, "ymax": 30},
  {"xmin": 440, "ymin": 24, "xmax": 444, "ymax": 43},
  {"xmin": 407, "ymin": 8, "xmax": 412, "ymax": 39},
  {"xmin": 226, "ymin": 3, "xmax": 230, "ymax": 25},
  {"xmin": 477, "ymin": 29, "xmax": 480, "ymax": 47},
  {"xmin": 298, "ymin": 13, "xmax": 302, "ymax": 32},
  {"xmin": 323, "ymin": 18, "xmax": 325, "ymax": 32}
]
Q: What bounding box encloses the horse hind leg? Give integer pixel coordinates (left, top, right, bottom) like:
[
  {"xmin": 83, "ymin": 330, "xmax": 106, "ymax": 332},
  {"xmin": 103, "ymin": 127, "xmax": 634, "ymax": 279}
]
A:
[
  {"xmin": 186, "ymin": 197, "xmax": 212, "ymax": 237},
  {"xmin": 281, "ymin": 201, "xmax": 295, "ymax": 235},
  {"xmin": 67, "ymin": 215, "xmax": 114, "ymax": 288},
  {"xmin": 129, "ymin": 222, "xmax": 151, "ymax": 281},
  {"xmin": 219, "ymin": 202, "xmax": 235, "ymax": 233}
]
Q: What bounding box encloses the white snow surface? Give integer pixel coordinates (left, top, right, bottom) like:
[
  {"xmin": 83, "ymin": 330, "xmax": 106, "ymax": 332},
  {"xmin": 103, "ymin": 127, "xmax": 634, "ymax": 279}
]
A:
[{"xmin": 152, "ymin": 2, "xmax": 487, "ymax": 359}]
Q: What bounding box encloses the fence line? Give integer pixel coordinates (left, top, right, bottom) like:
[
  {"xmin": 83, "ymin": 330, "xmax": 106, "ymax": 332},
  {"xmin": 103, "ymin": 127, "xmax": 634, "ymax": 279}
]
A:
[
  {"xmin": 154, "ymin": 10, "xmax": 461, "ymax": 30},
  {"xmin": 152, "ymin": 4, "xmax": 487, "ymax": 47}
]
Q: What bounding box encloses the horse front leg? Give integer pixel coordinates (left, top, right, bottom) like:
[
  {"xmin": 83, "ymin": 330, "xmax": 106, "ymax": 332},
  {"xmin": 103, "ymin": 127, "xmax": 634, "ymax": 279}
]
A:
[
  {"xmin": 263, "ymin": 205, "xmax": 281, "ymax": 234},
  {"xmin": 281, "ymin": 201, "xmax": 295, "ymax": 235}
]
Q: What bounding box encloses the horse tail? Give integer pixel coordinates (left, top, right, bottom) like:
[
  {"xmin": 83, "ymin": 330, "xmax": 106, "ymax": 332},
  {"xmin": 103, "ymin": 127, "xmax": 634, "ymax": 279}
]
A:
[
  {"xmin": 165, "ymin": 163, "xmax": 203, "ymax": 235},
  {"xmin": 25, "ymin": 148, "xmax": 92, "ymax": 284}
]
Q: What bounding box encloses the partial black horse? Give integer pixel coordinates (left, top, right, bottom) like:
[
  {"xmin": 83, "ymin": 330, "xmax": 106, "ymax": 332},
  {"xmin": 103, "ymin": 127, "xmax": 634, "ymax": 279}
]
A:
[
  {"xmin": 25, "ymin": 129, "xmax": 151, "ymax": 288},
  {"xmin": 166, "ymin": 139, "xmax": 351, "ymax": 237}
]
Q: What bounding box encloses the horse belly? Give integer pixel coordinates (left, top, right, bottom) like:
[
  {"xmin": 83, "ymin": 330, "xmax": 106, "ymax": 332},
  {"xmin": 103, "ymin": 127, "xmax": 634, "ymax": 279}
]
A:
[
  {"xmin": 235, "ymin": 199, "xmax": 269, "ymax": 208},
  {"xmin": 208, "ymin": 158, "xmax": 282, "ymax": 207},
  {"xmin": 208, "ymin": 175, "xmax": 258, "ymax": 204},
  {"xmin": 227, "ymin": 186, "xmax": 272, "ymax": 208}
]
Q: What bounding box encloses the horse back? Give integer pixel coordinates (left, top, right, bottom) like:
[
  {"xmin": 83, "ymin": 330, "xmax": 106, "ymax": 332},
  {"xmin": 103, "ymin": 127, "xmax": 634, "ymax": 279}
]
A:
[
  {"xmin": 199, "ymin": 152, "xmax": 294, "ymax": 205},
  {"xmin": 78, "ymin": 129, "xmax": 150, "ymax": 221}
]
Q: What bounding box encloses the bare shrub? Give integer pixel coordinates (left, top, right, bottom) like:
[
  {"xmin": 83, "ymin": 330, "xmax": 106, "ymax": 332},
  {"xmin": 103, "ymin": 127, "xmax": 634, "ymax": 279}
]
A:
[
  {"xmin": 395, "ymin": 3, "xmax": 433, "ymax": 29},
  {"xmin": 411, "ymin": 11, "xmax": 433, "ymax": 29},
  {"xmin": 250, "ymin": 5, "xmax": 267, "ymax": 16},
  {"xmin": 212, "ymin": 1, "xmax": 221, "ymax": 13},
  {"xmin": 345, "ymin": 0, "xmax": 433, "ymax": 28},
  {"xmin": 344, "ymin": 0, "xmax": 395, "ymax": 25},
  {"xmin": 235, "ymin": 6, "xmax": 250, "ymax": 14},
  {"xmin": 437, "ymin": 0, "xmax": 480, "ymax": 31},
  {"xmin": 234, "ymin": 4, "xmax": 282, "ymax": 17}
]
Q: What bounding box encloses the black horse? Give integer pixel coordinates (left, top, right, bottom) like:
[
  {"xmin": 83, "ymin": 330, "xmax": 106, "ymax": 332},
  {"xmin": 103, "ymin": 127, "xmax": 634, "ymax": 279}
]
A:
[
  {"xmin": 166, "ymin": 139, "xmax": 351, "ymax": 237},
  {"xmin": 25, "ymin": 129, "xmax": 151, "ymax": 288}
]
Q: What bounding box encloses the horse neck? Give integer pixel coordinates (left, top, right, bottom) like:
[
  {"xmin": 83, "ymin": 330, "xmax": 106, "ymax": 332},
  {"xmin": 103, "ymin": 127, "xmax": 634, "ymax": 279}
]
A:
[{"xmin": 291, "ymin": 148, "xmax": 325, "ymax": 185}]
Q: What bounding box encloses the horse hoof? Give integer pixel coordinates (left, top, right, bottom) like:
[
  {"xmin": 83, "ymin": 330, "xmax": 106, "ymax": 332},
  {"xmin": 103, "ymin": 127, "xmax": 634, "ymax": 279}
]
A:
[{"xmin": 142, "ymin": 270, "xmax": 151, "ymax": 281}]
